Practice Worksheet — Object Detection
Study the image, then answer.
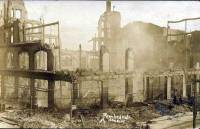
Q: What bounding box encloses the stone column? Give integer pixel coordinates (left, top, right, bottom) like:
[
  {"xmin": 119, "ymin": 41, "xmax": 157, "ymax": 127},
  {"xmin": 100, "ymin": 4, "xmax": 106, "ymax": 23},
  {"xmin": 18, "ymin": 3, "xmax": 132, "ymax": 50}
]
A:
[
  {"xmin": 13, "ymin": 20, "xmax": 20, "ymax": 43},
  {"xmin": 13, "ymin": 51, "xmax": 19, "ymax": 100},
  {"xmin": 143, "ymin": 76, "xmax": 147, "ymax": 100},
  {"xmin": 48, "ymin": 80, "xmax": 55, "ymax": 108},
  {"xmin": 29, "ymin": 52, "xmax": 36, "ymax": 107},
  {"xmin": 125, "ymin": 48, "xmax": 133, "ymax": 106},
  {"xmin": 125, "ymin": 77, "xmax": 133, "ymax": 106},
  {"xmin": 100, "ymin": 81, "xmax": 108, "ymax": 108},
  {"xmin": 47, "ymin": 50, "xmax": 55, "ymax": 108},
  {"xmin": 99, "ymin": 46, "xmax": 109, "ymax": 108},
  {"xmin": 163, "ymin": 76, "xmax": 167, "ymax": 99},
  {"xmin": 1, "ymin": 52, "xmax": 6, "ymax": 99},
  {"xmin": 78, "ymin": 81, "xmax": 82, "ymax": 99},
  {"xmin": 146, "ymin": 77, "xmax": 150, "ymax": 100},
  {"xmin": 72, "ymin": 82, "xmax": 78, "ymax": 105},
  {"xmin": 167, "ymin": 76, "xmax": 172, "ymax": 99},
  {"xmin": 1, "ymin": 76, "xmax": 5, "ymax": 99},
  {"xmin": 196, "ymin": 62, "xmax": 200, "ymax": 95},
  {"xmin": 182, "ymin": 75, "xmax": 187, "ymax": 98}
]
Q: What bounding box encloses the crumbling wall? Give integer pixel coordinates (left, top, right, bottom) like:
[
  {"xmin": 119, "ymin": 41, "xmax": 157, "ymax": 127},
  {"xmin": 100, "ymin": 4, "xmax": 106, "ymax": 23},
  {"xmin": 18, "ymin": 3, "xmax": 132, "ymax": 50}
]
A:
[
  {"xmin": 54, "ymin": 81, "xmax": 71, "ymax": 109},
  {"xmin": 79, "ymin": 81, "xmax": 100, "ymax": 107},
  {"xmin": 121, "ymin": 21, "xmax": 166, "ymax": 71},
  {"xmin": 191, "ymin": 31, "xmax": 200, "ymax": 66},
  {"xmin": 132, "ymin": 71, "xmax": 144, "ymax": 101},
  {"xmin": 108, "ymin": 79, "xmax": 125, "ymax": 102}
]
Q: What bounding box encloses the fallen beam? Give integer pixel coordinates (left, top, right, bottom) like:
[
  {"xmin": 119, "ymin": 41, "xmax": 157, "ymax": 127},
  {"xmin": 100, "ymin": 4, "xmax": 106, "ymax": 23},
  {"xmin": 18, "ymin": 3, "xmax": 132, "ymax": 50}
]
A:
[{"xmin": 144, "ymin": 69, "xmax": 200, "ymax": 77}]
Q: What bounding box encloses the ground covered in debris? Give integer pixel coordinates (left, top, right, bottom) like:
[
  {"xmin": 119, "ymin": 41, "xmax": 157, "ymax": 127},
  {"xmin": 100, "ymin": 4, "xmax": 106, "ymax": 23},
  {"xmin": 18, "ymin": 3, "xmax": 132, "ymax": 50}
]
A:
[{"xmin": 0, "ymin": 101, "xmax": 192, "ymax": 128}]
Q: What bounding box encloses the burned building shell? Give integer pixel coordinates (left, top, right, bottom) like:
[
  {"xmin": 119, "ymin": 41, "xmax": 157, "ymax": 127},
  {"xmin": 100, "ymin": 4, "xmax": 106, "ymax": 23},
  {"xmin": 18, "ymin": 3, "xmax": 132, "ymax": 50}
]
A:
[{"xmin": 0, "ymin": 0, "xmax": 199, "ymax": 110}]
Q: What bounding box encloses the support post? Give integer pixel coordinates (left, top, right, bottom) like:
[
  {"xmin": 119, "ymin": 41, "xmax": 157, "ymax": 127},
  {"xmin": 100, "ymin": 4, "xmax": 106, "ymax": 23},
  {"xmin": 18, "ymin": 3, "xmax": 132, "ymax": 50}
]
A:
[
  {"xmin": 164, "ymin": 76, "xmax": 167, "ymax": 99},
  {"xmin": 125, "ymin": 77, "xmax": 133, "ymax": 106},
  {"xmin": 79, "ymin": 44, "xmax": 82, "ymax": 69},
  {"xmin": 30, "ymin": 78, "xmax": 35, "ymax": 108},
  {"xmin": 167, "ymin": 76, "xmax": 172, "ymax": 99},
  {"xmin": 99, "ymin": 46, "xmax": 109, "ymax": 108},
  {"xmin": 13, "ymin": 51, "xmax": 19, "ymax": 100},
  {"xmin": 47, "ymin": 50, "xmax": 55, "ymax": 108},
  {"xmin": 48, "ymin": 80, "xmax": 55, "ymax": 108},
  {"xmin": 14, "ymin": 77, "xmax": 19, "ymax": 100},
  {"xmin": 78, "ymin": 81, "xmax": 82, "ymax": 99},
  {"xmin": 158, "ymin": 77, "xmax": 161, "ymax": 93},
  {"xmin": 125, "ymin": 48, "xmax": 133, "ymax": 106},
  {"xmin": 100, "ymin": 81, "xmax": 108, "ymax": 108},
  {"xmin": 78, "ymin": 44, "xmax": 82, "ymax": 100},
  {"xmin": 29, "ymin": 53, "xmax": 36, "ymax": 107},
  {"xmin": 183, "ymin": 75, "xmax": 187, "ymax": 98},
  {"xmin": 72, "ymin": 82, "xmax": 78, "ymax": 105},
  {"xmin": 13, "ymin": 19, "xmax": 20, "ymax": 42},
  {"xmin": 1, "ymin": 76, "xmax": 5, "ymax": 99},
  {"xmin": 146, "ymin": 77, "xmax": 150, "ymax": 100},
  {"xmin": 192, "ymin": 82, "xmax": 197, "ymax": 128},
  {"xmin": 151, "ymin": 78, "xmax": 153, "ymax": 99},
  {"xmin": 196, "ymin": 62, "xmax": 200, "ymax": 95}
]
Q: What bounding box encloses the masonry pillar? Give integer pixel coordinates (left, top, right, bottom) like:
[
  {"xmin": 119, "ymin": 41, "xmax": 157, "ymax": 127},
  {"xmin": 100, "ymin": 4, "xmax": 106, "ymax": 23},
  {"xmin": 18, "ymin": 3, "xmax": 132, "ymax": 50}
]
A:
[
  {"xmin": 100, "ymin": 79, "xmax": 109, "ymax": 108},
  {"xmin": 14, "ymin": 76, "xmax": 19, "ymax": 100},
  {"xmin": 146, "ymin": 77, "xmax": 150, "ymax": 100},
  {"xmin": 158, "ymin": 77, "xmax": 161, "ymax": 93},
  {"xmin": 100, "ymin": 81, "xmax": 108, "ymax": 108},
  {"xmin": 1, "ymin": 76, "xmax": 5, "ymax": 99},
  {"xmin": 47, "ymin": 50, "xmax": 55, "ymax": 108},
  {"xmin": 13, "ymin": 20, "xmax": 20, "ymax": 43},
  {"xmin": 99, "ymin": 46, "xmax": 109, "ymax": 108},
  {"xmin": 29, "ymin": 52, "xmax": 36, "ymax": 107},
  {"xmin": 13, "ymin": 51, "xmax": 19, "ymax": 100},
  {"xmin": 125, "ymin": 77, "xmax": 133, "ymax": 106},
  {"xmin": 150, "ymin": 77, "xmax": 153, "ymax": 99},
  {"xmin": 182, "ymin": 75, "xmax": 187, "ymax": 98},
  {"xmin": 125, "ymin": 48, "xmax": 133, "ymax": 106},
  {"xmin": 143, "ymin": 76, "xmax": 147, "ymax": 100},
  {"xmin": 197, "ymin": 78, "xmax": 200, "ymax": 95},
  {"xmin": 196, "ymin": 62, "xmax": 200, "ymax": 95},
  {"xmin": 48, "ymin": 80, "xmax": 55, "ymax": 108},
  {"xmin": 1, "ymin": 52, "xmax": 6, "ymax": 99},
  {"xmin": 77, "ymin": 80, "xmax": 82, "ymax": 101},
  {"xmin": 72, "ymin": 82, "xmax": 79, "ymax": 105},
  {"xmin": 167, "ymin": 76, "xmax": 172, "ymax": 99},
  {"xmin": 164, "ymin": 76, "xmax": 167, "ymax": 99}
]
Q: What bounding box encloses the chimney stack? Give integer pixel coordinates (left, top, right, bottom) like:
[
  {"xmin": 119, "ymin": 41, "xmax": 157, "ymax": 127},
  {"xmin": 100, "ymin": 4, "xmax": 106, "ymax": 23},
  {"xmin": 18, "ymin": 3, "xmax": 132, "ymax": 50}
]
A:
[{"xmin": 106, "ymin": 0, "xmax": 111, "ymax": 12}]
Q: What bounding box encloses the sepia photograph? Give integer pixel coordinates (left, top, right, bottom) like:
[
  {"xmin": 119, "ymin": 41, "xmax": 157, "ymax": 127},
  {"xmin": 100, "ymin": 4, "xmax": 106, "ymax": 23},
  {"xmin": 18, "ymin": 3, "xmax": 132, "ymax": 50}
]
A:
[{"xmin": 0, "ymin": 0, "xmax": 199, "ymax": 128}]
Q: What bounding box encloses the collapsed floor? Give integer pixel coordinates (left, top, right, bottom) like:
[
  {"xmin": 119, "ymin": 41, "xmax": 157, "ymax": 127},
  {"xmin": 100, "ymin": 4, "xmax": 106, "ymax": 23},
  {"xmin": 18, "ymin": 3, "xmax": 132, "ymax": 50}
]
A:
[{"xmin": 0, "ymin": 100, "xmax": 192, "ymax": 128}]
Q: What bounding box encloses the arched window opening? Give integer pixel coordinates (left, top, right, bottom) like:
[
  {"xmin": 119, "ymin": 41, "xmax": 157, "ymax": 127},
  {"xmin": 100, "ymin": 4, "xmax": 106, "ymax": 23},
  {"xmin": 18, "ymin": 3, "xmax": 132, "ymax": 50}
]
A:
[
  {"xmin": 35, "ymin": 79, "xmax": 48, "ymax": 107},
  {"xmin": 102, "ymin": 52, "xmax": 109, "ymax": 72},
  {"xmin": 126, "ymin": 49, "xmax": 134, "ymax": 71},
  {"xmin": 34, "ymin": 51, "xmax": 47, "ymax": 70},
  {"xmin": 19, "ymin": 52, "xmax": 29, "ymax": 69},
  {"xmin": 6, "ymin": 52, "xmax": 14, "ymax": 69}
]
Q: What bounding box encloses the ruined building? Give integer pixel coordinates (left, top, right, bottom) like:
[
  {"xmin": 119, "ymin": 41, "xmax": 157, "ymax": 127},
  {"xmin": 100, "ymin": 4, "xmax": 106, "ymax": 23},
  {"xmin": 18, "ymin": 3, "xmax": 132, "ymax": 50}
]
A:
[
  {"xmin": 72, "ymin": 0, "xmax": 200, "ymax": 103},
  {"xmin": 0, "ymin": 0, "xmax": 135, "ymax": 110},
  {"xmin": 0, "ymin": 0, "xmax": 199, "ymax": 110},
  {"xmin": 0, "ymin": 0, "xmax": 63, "ymax": 108}
]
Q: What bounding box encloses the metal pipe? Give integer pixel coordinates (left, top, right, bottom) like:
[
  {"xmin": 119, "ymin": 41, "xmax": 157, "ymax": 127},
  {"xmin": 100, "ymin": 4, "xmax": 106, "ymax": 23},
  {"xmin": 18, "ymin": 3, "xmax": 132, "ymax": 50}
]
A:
[
  {"xmin": 168, "ymin": 17, "xmax": 200, "ymax": 23},
  {"xmin": 167, "ymin": 32, "xmax": 192, "ymax": 37},
  {"xmin": 24, "ymin": 21, "xmax": 59, "ymax": 30}
]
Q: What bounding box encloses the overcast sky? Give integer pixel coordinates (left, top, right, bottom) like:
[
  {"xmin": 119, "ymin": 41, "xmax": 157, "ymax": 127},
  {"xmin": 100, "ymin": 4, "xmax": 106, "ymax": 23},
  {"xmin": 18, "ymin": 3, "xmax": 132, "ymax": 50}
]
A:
[{"xmin": 24, "ymin": 1, "xmax": 200, "ymax": 50}]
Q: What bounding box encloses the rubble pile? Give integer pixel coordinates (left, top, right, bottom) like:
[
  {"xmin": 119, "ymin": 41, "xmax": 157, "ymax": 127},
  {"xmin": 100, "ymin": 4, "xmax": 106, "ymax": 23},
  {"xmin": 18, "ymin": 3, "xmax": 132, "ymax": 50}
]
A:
[
  {"xmin": 0, "ymin": 100, "xmax": 192, "ymax": 128},
  {"xmin": 0, "ymin": 109, "xmax": 71, "ymax": 128},
  {"xmin": 70, "ymin": 101, "xmax": 191, "ymax": 128}
]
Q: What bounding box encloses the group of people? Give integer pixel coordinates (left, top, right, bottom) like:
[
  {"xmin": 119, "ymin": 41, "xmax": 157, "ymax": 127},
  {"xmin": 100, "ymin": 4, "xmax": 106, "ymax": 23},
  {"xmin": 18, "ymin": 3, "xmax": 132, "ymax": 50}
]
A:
[
  {"xmin": 172, "ymin": 88, "xmax": 196, "ymax": 106},
  {"xmin": 172, "ymin": 95, "xmax": 183, "ymax": 105},
  {"xmin": 172, "ymin": 89, "xmax": 183, "ymax": 105}
]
